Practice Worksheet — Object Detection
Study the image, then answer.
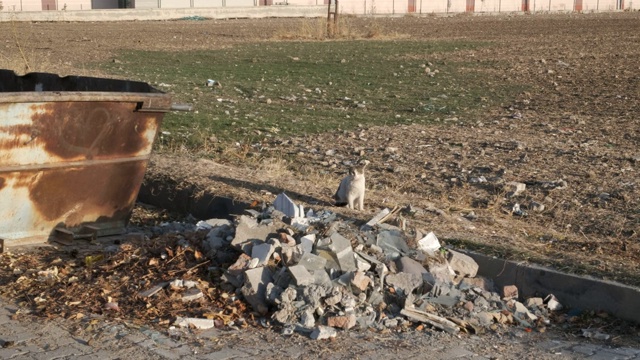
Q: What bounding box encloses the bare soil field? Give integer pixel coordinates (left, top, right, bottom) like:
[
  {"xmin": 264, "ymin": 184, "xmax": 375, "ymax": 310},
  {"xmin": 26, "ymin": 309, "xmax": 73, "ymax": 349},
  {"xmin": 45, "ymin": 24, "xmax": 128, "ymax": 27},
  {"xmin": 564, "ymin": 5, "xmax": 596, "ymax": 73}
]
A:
[
  {"xmin": 0, "ymin": 12, "xmax": 638, "ymax": 290},
  {"xmin": 0, "ymin": 11, "xmax": 639, "ymax": 356}
]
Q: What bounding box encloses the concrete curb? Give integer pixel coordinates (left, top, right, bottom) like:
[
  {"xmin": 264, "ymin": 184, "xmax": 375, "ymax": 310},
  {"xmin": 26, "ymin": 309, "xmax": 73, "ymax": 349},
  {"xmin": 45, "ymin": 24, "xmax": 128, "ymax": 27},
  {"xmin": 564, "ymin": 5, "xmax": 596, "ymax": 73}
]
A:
[{"xmin": 463, "ymin": 250, "xmax": 640, "ymax": 324}]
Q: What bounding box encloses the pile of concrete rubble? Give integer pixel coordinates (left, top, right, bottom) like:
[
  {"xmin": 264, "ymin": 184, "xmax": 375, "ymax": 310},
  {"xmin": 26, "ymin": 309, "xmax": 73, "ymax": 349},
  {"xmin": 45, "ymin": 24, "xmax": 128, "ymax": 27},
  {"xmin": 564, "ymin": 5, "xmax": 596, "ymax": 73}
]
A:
[{"xmin": 187, "ymin": 193, "xmax": 563, "ymax": 340}]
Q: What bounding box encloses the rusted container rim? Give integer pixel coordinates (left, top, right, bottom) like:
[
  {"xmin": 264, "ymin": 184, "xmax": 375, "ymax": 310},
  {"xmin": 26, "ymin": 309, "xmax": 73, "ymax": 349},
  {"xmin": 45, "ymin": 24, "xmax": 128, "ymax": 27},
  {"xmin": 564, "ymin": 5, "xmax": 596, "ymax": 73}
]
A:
[{"xmin": 0, "ymin": 92, "xmax": 173, "ymax": 112}]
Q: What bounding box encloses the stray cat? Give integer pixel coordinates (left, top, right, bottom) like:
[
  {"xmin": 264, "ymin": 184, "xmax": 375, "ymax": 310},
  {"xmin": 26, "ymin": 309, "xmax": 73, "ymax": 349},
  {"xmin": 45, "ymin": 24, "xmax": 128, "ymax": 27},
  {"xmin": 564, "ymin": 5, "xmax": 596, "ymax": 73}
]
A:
[{"xmin": 334, "ymin": 161, "xmax": 368, "ymax": 210}]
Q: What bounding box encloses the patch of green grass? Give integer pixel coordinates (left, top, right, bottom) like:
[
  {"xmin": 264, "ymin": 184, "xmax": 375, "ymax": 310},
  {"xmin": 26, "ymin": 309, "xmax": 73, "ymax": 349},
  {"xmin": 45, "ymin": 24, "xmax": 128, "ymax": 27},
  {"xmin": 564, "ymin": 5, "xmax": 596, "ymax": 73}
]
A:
[{"xmin": 101, "ymin": 40, "xmax": 525, "ymax": 151}]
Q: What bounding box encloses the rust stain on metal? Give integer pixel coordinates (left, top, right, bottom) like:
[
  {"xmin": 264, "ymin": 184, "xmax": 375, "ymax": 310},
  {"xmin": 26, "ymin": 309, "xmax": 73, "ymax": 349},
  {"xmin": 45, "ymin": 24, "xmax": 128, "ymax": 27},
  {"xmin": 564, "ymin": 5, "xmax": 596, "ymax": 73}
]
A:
[
  {"xmin": 0, "ymin": 102, "xmax": 157, "ymax": 160},
  {"xmin": 26, "ymin": 161, "xmax": 147, "ymax": 225},
  {"xmin": 0, "ymin": 177, "xmax": 5, "ymax": 191}
]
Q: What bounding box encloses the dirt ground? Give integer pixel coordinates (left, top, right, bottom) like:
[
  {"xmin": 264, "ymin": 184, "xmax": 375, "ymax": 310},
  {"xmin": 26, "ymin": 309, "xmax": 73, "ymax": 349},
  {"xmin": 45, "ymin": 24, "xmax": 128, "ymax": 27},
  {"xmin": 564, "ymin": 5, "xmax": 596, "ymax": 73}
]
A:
[
  {"xmin": 0, "ymin": 12, "xmax": 638, "ymax": 291},
  {"xmin": 0, "ymin": 11, "xmax": 639, "ymax": 356}
]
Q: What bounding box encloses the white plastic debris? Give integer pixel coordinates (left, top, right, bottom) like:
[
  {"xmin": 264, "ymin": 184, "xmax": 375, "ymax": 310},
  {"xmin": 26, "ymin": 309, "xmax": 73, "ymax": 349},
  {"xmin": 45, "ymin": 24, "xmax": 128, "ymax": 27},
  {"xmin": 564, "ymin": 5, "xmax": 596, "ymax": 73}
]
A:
[{"xmin": 417, "ymin": 232, "xmax": 441, "ymax": 255}]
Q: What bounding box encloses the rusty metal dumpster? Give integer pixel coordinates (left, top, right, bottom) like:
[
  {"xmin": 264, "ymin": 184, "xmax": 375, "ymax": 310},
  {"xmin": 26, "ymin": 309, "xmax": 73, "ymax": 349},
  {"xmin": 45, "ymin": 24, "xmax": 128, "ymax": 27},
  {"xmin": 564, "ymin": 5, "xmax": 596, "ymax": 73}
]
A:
[{"xmin": 0, "ymin": 70, "xmax": 173, "ymax": 250}]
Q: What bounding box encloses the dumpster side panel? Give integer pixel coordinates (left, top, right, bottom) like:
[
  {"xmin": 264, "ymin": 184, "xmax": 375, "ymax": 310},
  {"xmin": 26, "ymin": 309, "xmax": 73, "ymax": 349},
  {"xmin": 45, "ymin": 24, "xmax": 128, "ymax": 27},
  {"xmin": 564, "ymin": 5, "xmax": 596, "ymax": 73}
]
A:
[
  {"xmin": 0, "ymin": 101, "xmax": 160, "ymax": 166},
  {"xmin": 0, "ymin": 160, "xmax": 147, "ymax": 240},
  {"xmin": 0, "ymin": 97, "xmax": 166, "ymax": 244}
]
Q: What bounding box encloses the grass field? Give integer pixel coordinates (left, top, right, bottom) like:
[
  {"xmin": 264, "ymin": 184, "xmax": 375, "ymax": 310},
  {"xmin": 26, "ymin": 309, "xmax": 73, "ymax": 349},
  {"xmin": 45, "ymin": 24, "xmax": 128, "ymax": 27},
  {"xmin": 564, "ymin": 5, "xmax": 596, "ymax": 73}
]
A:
[{"xmin": 101, "ymin": 40, "xmax": 524, "ymax": 152}]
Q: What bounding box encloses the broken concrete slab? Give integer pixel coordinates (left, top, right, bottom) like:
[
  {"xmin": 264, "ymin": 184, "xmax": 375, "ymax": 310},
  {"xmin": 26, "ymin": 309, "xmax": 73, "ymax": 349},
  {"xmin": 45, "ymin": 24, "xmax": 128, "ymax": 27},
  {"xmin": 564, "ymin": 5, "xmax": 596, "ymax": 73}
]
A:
[
  {"xmin": 300, "ymin": 234, "xmax": 316, "ymax": 254},
  {"xmin": 231, "ymin": 215, "xmax": 276, "ymax": 251},
  {"xmin": 174, "ymin": 317, "xmax": 215, "ymax": 330},
  {"xmin": 288, "ymin": 265, "xmax": 314, "ymax": 286},
  {"xmin": 298, "ymin": 253, "xmax": 327, "ymax": 272},
  {"xmin": 447, "ymin": 250, "xmax": 479, "ymax": 278},
  {"xmin": 376, "ymin": 229, "xmax": 410, "ymax": 259},
  {"xmin": 310, "ymin": 269, "xmax": 333, "ymax": 288},
  {"xmin": 327, "ymin": 232, "xmax": 357, "ymax": 272},
  {"xmin": 385, "ymin": 272, "xmax": 422, "ymax": 297},
  {"xmin": 274, "ymin": 193, "xmax": 304, "ymax": 219},
  {"xmin": 241, "ymin": 267, "xmax": 273, "ymax": 315},
  {"xmin": 251, "ymin": 242, "xmax": 275, "ymax": 267},
  {"xmin": 396, "ymin": 256, "xmax": 428, "ymax": 276},
  {"xmin": 354, "ymin": 253, "xmax": 372, "ymax": 272},
  {"xmin": 361, "ymin": 208, "xmax": 391, "ymax": 230}
]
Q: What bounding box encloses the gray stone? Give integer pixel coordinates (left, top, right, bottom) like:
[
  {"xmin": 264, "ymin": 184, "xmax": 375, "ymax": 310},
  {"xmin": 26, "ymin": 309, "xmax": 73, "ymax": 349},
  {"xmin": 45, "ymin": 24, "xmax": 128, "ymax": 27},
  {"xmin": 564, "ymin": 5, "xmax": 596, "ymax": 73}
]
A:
[
  {"xmin": 231, "ymin": 215, "xmax": 275, "ymax": 251},
  {"xmin": 396, "ymin": 256, "xmax": 428, "ymax": 276},
  {"xmin": 310, "ymin": 269, "xmax": 333, "ymax": 288},
  {"xmin": 385, "ymin": 272, "xmax": 423, "ymax": 296},
  {"xmin": 354, "ymin": 254, "xmax": 372, "ymax": 272},
  {"xmin": 298, "ymin": 253, "xmax": 327, "ymax": 271},
  {"xmin": 447, "ymin": 250, "xmax": 479, "ymax": 278},
  {"xmin": 181, "ymin": 288, "xmax": 204, "ymax": 302},
  {"xmin": 514, "ymin": 301, "xmax": 538, "ymax": 321},
  {"xmin": 328, "ymin": 232, "xmax": 357, "ymax": 272},
  {"xmin": 241, "ymin": 267, "xmax": 273, "ymax": 315},
  {"xmin": 310, "ymin": 325, "xmax": 337, "ymax": 340},
  {"xmin": 251, "ymin": 242, "xmax": 275, "ymax": 267},
  {"xmin": 315, "ymin": 249, "xmax": 341, "ymax": 272},
  {"xmin": 376, "ymin": 230, "xmax": 410, "ymax": 259},
  {"xmin": 425, "ymin": 259, "xmax": 454, "ymax": 284},
  {"xmin": 203, "ymin": 218, "xmax": 234, "ymax": 228},
  {"xmin": 300, "ymin": 234, "xmax": 316, "ymax": 254},
  {"xmin": 288, "ymin": 265, "xmax": 314, "ymax": 286},
  {"xmin": 265, "ymin": 283, "xmax": 283, "ymax": 305},
  {"xmin": 274, "ymin": 192, "xmax": 304, "ymax": 218},
  {"xmin": 300, "ymin": 309, "xmax": 316, "ymax": 328}
]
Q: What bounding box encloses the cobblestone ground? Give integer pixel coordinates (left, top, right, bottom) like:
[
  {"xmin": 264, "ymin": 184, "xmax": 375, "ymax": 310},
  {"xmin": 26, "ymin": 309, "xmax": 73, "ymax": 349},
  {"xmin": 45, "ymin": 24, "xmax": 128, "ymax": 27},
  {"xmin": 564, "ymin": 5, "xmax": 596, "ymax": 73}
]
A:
[{"xmin": 1, "ymin": 297, "xmax": 638, "ymax": 360}]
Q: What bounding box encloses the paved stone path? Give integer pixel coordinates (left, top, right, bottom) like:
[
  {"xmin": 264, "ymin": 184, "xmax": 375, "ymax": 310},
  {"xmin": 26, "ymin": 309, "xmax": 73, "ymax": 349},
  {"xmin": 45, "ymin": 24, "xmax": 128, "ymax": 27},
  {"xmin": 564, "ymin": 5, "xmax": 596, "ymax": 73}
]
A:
[{"xmin": 1, "ymin": 297, "xmax": 638, "ymax": 360}]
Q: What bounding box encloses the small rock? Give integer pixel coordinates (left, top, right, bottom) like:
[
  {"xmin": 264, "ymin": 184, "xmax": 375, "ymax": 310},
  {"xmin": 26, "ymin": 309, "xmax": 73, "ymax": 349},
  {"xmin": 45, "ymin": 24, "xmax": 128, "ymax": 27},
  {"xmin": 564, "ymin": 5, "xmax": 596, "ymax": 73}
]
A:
[
  {"xmin": 502, "ymin": 285, "xmax": 519, "ymax": 300},
  {"xmin": 530, "ymin": 201, "xmax": 545, "ymax": 212},
  {"xmin": 447, "ymin": 250, "xmax": 479, "ymax": 278},
  {"xmin": 181, "ymin": 288, "xmax": 204, "ymax": 302},
  {"xmin": 504, "ymin": 181, "xmax": 526, "ymax": 198},
  {"xmin": 174, "ymin": 317, "xmax": 215, "ymax": 330},
  {"xmin": 351, "ymin": 271, "xmax": 372, "ymax": 291},
  {"xmin": 310, "ymin": 325, "xmax": 337, "ymax": 340},
  {"xmin": 327, "ymin": 314, "xmax": 356, "ymax": 330}
]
